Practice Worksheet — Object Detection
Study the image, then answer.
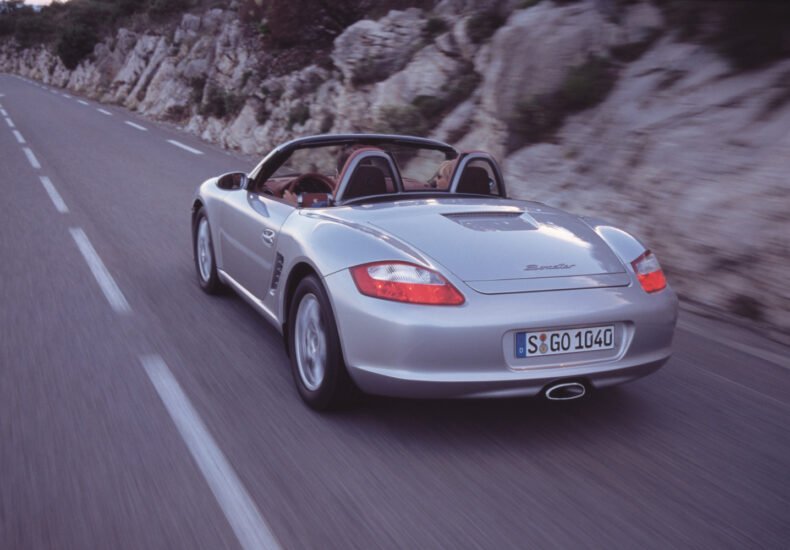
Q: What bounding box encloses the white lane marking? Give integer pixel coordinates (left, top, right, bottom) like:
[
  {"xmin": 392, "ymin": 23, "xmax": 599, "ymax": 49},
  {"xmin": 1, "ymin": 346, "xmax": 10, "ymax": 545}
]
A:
[
  {"xmin": 5, "ymin": 116, "xmax": 15, "ymax": 128},
  {"xmin": 167, "ymin": 139, "xmax": 204, "ymax": 155},
  {"xmin": 38, "ymin": 176, "xmax": 69, "ymax": 213},
  {"xmin": 13, "ymin": 130, "xmax": 25, "ymax": 144},
  {"xmin": 62, "ymin": 93, "xmax": 72, "ymax": 98},
  {"xmin": 50, "ymin": 89, "xmax": 59, "ymax": 95},
  {"xmin": 77, "ymin": 99, "xmax": 89, "ymax": 106},
  {"xmin": 97, "ymin": 108, "xmax": 112, "ymax": 116},
  {"xmin": 69, "ymin": 228, "xmax": 131, "ymax": 314},
  {"xmin": 678, "ymin": 320, "xmax": 790, "ymax": 371},
  {"xmin": 23, "ymin": 147, "xmax": 41, "ymax": 169},
  {"xmin": 0, "ymin": 108, "xmax": 7, "ymax": 116},
  {"xmin": 141, "ymin": 355, "xmax": 281, "ymax": 550},
  {"xmin": 125, "ymin": 121, "xmax": 147, "ymax": 131}
]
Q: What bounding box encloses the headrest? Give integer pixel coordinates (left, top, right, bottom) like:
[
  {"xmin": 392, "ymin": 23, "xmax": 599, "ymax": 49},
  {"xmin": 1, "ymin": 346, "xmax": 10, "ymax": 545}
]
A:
[{"xmin": 456, "ymin": 166, "xmax": 491, "ymax": 195}]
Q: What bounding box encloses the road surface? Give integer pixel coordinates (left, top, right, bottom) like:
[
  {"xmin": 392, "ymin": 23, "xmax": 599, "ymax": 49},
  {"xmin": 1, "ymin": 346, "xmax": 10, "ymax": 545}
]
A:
[{"xmin": 1, "ymin": 73, "xmax": 789, "ymax": 549}]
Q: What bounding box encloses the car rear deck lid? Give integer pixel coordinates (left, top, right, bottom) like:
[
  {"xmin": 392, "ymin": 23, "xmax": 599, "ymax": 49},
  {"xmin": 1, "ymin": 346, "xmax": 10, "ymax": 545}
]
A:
[{"xmin": 465, "ymin": 273, "xmax": 631, "ymax": 294}]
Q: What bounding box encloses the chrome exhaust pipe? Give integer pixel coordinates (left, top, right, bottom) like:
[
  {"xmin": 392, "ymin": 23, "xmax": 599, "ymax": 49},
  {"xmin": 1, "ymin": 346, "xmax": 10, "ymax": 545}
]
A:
[{"xmin": 545, "ymin": 382, "xmax": 586, "ymax": 401}]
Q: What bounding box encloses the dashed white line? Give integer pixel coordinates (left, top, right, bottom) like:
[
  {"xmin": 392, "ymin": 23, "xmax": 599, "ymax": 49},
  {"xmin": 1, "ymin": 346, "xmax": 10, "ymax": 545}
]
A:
[
  {"xmin": 38, "ymin": 176, "xmax": 68, "ymax": 214},
  {"xmin": 141, "ymin": 355, "xmax": 280, "ymax": 550},
  {"xmin": 62, "ymin": 93, "xmax": 72, "ymax": 99},
  {"xmin": 167, "ymin": 139, "xmax": 204, "ymax": 155},
  {"xmin": 77, "ymin": 99, "xmax": 89, "ymax": 106},
  {"xmin": 69, "ymin": 228, "xmax": 131, "ymax": 314},
  {"xmin": 23, "ymin": 147, "xmax": 41, "ymax": 169},
  {"xmin": 4, "ymin": 116, "xmax": 15, "ymax": 128},
  {"xmin": 0, "ymin": 108, "xmax": 7, "ymax": 116},
  {"xmin": 97, "ymin": 108, "xmax": 112, "ymax": 116},
  {"xmin": 12, "ymin": 130, "xmax": 25, "ymax": 144},
  {"xmin": 50, "ymin": 89, "xmax": 59, "ymax": 95},
  {"xmin": 124, "ymin": 121, "xmax": 147, "ymax": 131}
]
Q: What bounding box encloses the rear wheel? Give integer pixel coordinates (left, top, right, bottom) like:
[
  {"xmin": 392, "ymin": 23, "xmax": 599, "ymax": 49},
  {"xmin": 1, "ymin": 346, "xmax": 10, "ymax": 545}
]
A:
[
  {"xmin": 288, "ymin": 275, "xmax": 356, "ymax": 410},
  {"xmin": 193, "ymin": 207, "xmax": 222, "ymax": 294}
]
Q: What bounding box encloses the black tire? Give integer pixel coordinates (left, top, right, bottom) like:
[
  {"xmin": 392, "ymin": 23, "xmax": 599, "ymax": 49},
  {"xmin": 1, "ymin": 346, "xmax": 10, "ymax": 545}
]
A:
[
  {"xmin": 288, "ymin": 275, "xmax": 357, "ymax": 410},
  {"xmin": 193, "ymin": 207, "xmax": 222, "ymax": 294}
]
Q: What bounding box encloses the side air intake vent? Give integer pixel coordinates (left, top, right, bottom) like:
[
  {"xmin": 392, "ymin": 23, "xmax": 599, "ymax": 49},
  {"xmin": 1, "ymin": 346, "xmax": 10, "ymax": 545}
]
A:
[{"xmin": 270, "ymin": 253, "xmax": 284, "ymax": 290}]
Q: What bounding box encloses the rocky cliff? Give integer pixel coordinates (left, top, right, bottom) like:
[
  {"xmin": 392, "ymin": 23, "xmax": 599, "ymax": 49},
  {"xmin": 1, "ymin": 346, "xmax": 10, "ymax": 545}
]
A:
[{"xmin": 2, "ymin": 0, "xmax": 788, "ymax": 339}]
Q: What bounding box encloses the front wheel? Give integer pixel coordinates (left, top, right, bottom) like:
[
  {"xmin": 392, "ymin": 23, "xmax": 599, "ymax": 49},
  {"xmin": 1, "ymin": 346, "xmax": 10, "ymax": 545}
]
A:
[
  {"xmin": 288, "ymin": 275, "xmax": 356, "ymax": 410},
  {"xmin": 193, "ymin": 207, "xmax": 222, "ymax": 294}
]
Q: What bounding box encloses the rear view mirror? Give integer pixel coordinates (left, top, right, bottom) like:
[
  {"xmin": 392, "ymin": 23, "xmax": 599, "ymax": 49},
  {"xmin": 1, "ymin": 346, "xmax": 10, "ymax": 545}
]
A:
[{"xmin": 217, "ymin": 171, "xmax": 249, "ymax": 190}]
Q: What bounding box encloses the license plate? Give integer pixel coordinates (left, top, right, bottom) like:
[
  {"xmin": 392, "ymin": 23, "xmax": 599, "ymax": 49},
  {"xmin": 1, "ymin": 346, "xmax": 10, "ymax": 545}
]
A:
[{"xmin": 515, "ymin": 325, "xmax": 615, "ymax": 358}]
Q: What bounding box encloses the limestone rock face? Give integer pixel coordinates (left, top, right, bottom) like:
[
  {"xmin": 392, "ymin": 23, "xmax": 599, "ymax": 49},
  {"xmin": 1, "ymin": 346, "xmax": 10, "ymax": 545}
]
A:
[
  {"xmin": 0, "ymin": 0, "xmax": 788, "ymax": 337},
  {"xmin": 332, "ymin": 9, "xmax": 428, "ymax": 86},
  {"xmin": 504, "ymin": 42, "xmax": 790, "ymax": 335}
]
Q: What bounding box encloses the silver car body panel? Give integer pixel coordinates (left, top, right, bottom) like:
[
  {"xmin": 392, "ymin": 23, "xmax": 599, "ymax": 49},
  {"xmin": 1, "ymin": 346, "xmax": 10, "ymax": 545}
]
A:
[{"xmin": 192, "ymin": 137, "xmax": 678, "ymax": 399}]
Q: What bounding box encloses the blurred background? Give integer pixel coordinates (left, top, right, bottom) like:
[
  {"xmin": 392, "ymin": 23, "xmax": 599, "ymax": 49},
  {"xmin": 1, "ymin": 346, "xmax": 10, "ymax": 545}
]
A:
[{"xmin": 1, "ymin": 0, "xmax": 788, "ymax": 341}]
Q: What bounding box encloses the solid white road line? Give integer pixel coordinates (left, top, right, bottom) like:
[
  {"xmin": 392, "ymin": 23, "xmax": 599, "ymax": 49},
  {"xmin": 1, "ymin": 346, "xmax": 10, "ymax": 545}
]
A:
[
  {"xmin": 38, "ymin": 176, "xmax": 69, "ymax": 214},
  {"xmin": 23, "ymin": 147, "xmax": 41, "ymax": 169},
  {"xmin": 141, "ymin": 355, "xmax": 281, "ymax": 550},
  {"xmin": 124, "ymin": 121, "xmax": 147, "ymax": 131},
  {"xmin": 5, "ymin": 116, "xmax": 14, "ymax": 128},
  {"xmin": 69, "ymin": 228, "xmax": 131, "ymax": 314},
  {"xmin": 678, "ymin": 320, "xmax": 790, "ymax": 371},
  {"xmin": 77, "ymin": 99, "xmax": 89, "ymax": 106},
  {"xmin": 13, "ymin": 130, "xmax": 25, "ymax": 144},
  {"xmin": 97, "ymin": 108, "xmax": 112, "ymax": 116},
  {"xmin": 167, "ymin": 139, "xmax": 204, "ymax": 155}
]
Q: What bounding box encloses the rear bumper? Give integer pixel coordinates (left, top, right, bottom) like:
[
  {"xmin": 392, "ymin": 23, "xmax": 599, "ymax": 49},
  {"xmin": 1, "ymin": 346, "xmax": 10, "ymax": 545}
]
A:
[
  {"xmin": 324, "ymin": 270, "xmax": 678, "ymax": 399},
  {"xmin": 349, "ymin": 356, "xmax": 669, "ymax": 399}
]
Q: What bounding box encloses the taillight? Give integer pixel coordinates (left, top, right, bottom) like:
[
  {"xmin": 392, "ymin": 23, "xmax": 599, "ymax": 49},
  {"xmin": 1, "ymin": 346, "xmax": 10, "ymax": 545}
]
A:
[
  {"xmin": 631, "ymin": 250, "xmax": 667, "ymax": 293},
  {"xmin": 350, "ymin": 261, "xmax": 465, "ymax": 305}
]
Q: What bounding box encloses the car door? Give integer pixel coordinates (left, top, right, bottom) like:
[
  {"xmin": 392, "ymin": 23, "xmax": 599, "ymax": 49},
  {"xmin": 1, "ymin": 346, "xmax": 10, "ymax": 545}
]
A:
[{"xmin": 219, "ymin": 189, "xmax": 293, "ymax": 301}]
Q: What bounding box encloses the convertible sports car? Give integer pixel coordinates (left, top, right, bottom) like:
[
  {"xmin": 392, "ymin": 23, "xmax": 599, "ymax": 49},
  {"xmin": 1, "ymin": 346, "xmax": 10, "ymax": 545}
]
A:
[{"xmin": 191, "ymin": 134, "xmax": 678, "ymax": 410}]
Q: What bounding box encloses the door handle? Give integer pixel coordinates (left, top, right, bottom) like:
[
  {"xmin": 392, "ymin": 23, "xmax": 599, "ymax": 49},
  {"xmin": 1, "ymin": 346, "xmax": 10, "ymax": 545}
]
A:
[{"xmin": 261, "ymin": 229, "xmax": 276, "ymax": 246}]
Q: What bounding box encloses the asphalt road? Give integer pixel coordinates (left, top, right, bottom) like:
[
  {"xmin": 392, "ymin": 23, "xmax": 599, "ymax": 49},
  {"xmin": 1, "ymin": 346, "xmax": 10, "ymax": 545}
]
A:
[{"xmin": 1, "ymin": 73, "xmax": 789, "ymax": 550}]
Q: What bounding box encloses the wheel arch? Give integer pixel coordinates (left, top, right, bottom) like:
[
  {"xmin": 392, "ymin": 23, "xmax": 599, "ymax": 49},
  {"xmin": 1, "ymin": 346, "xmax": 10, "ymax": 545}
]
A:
[{"xmin": 191, "ymin": 199, "xmax": 204, "ymax": 231}]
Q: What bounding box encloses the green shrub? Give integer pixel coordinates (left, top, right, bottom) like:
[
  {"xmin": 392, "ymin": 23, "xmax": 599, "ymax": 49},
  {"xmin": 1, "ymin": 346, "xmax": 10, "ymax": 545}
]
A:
[
  {"xmin": 657, "ymin": 0, "xmax": 790, "ymax": 70},
  {"xmin": 510, "ymin": 55, "xmax": 617, "ymax": 150},
  {"xmin": 729, "ymin": 293, "xmax": 764, "ymax": 321},
  {"xmin": 199, "ymin": 85, "xmax": 244, "ymax": 119},
  {"xmin": 423, "ymin": 15, "xmax": 448, "ymax": 38},
  {"xmin": 466, "ymin": 10, "xmax": 505, "ymax": 44},
  {"xmin": 148, "ymin": 0, "xmax": 193, "ymax": 19},
  {"xmin": 609, "ymin": 28, "xmax": 662, "ymax": 63},
  {"xmin": 188, "ymin": 75, "xmax": 206, "ymax": 104},
  {"xmin": 56, "ymin": 23, "xmax": 98, "ymax": 70},
  {"xmin": 375, "ymin": 104, "xmax": 428, "ymax": 136},
  {"xmin": 560, "ymin": 55, "xmax": 615, "ymax": 111},
  {"xmin": 511, "ymin": 94, "xmax": 564, "ymax": 145},
  {"xmin": 410, "ymin": 68, "xmax": 481, "ymax": 129},
  {"xmin": 255, "ymin": 101, "xmax": 269, "ymax": 124},
  {"xmin": 287, "ymin": 103, "xmax": 311, "ymax": 129},
  {"xmin": 320, "ymin": 113, "xmax": 334, "ymax": 133}
]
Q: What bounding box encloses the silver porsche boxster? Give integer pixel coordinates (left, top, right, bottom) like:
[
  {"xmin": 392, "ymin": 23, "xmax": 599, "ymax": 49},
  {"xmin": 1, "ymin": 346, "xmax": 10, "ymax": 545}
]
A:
[{"xmin": 191, "ymin": 134, "xmax": 678, "ymax": 409}]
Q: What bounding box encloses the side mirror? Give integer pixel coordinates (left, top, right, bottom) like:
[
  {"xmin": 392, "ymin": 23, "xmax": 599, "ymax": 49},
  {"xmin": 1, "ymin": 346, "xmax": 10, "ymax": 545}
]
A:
[{"xmin": 217, "ymin": 172, "xmax": 249, "ymax": 190}]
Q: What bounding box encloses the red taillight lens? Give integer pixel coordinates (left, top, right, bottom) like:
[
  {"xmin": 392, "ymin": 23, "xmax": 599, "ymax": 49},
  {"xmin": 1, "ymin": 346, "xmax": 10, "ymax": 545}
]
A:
[
  {"xmin": 350, "ymin": 261, "xmax": 465, "ymax": 305},
  {"xmin": 631, "ymin": 250, "xmax": 667, "ymax": 293}
]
